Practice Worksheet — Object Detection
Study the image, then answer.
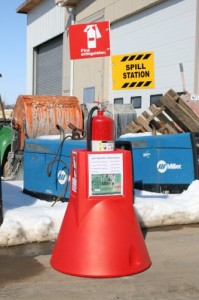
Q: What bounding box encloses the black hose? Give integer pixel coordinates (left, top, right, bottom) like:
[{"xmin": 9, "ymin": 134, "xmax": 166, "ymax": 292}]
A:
[
  {"xmin": 87, "ymin": 106, "xmax": 98, "ymax": 151},
  {"xmin": 46, "ymin": 135, "xmax": 71, "ymax": 205},
  {"xmin": 46, "ymin": 135, "xmax": 71, "ymax": 177}
]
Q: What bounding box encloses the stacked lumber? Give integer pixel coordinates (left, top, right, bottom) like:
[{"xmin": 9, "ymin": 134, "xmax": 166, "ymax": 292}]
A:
[{"xmin": 124, "ymin": 89, "xmax": 199, "ymax": 134}]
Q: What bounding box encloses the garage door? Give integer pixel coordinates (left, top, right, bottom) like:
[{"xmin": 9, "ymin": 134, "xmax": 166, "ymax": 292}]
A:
[{"xmin": 35, "ymin": 35, "xmax": 63, "ymax": 95}]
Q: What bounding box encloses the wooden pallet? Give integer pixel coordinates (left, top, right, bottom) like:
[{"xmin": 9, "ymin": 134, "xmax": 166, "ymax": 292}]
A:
[{"xmin": 124, "ymin": 89, "xmax": 199, "ymax": 134}]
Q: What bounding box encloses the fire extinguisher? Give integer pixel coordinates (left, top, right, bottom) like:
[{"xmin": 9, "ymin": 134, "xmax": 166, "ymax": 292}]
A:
[{"xmin": 87, "ymin": 105, "xmax": 115, "ymax": 151}]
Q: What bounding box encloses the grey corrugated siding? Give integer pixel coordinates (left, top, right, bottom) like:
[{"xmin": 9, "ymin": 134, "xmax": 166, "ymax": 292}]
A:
[{"xmin": 36, "ymin": 35, "xmax": 63, "ymax": 95}]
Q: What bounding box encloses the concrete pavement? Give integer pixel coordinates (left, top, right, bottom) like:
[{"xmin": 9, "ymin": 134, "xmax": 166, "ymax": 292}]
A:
[{"xmin": 0, "ymin": 224, "xmax": 199, "ymax": 300}]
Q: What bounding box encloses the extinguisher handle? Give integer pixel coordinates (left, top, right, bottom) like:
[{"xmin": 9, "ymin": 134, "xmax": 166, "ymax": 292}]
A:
[{"xmin": 87, "ymin": 106, "xmax": 99, "ymax": 151}]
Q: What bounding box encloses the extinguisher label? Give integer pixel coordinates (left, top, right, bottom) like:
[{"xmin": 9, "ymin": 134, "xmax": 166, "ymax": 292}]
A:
[
  {"xmin": 88, "ymin": 153, "xmax": 123, "ymax": 196},
  {"xmin": 92, "ymin": 140, "xmax": 114, "ymax": 151}
]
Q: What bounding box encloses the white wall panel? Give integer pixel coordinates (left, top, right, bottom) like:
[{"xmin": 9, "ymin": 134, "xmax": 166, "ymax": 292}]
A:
[
  {"xmin": 26, "ymin": 0, "xmax": 65, "ymax": 94},
  {"xmin": 110, "ymin": 0, "xmax": 197, "ymax": 113}
]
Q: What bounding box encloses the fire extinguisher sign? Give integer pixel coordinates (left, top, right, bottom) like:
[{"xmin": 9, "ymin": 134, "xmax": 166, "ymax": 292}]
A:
[
  {"xmin": 88, "ymin": 153, "xmax": 123, "ymax": 196},
  {"xmin": 69, "ymin": 21, "xmax": 111, "ymax": 60}
]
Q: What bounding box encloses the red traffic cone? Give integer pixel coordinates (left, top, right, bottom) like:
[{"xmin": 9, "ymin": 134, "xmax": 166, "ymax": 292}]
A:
[{"xmin": 50, "ymin": 149, "xmax": 151, "ymax": 278}]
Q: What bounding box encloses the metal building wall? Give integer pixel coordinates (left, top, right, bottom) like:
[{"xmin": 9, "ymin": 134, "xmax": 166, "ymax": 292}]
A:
[
  {"xmin": 71, "ymin": 0, "xmax": 166, "ymax": 103},
  {"xmin": 195, "ymin": 0, "xmax": 199, "ymax": 93},
  {"xmin": 110, "ymin": 0, "xmax": 197, "ymax": 113},
  {"xmin": 21, "ymin": 0, "xmax": 171, "ymax": 102},
  {"xmin": 26, "ymin": 0, "xmax": 65, "ymax": 95},
  {"xmin": 21, "ymin": 0, "xmax": 199, "ymax": 109},
  {"xmin": 71, "ymin": 0, "xmax": 198, "ymax": 111}
]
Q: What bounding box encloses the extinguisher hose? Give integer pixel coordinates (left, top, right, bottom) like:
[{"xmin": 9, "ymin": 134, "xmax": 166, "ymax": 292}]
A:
[{"xmin": 87, "ymin": 106, "xmax": 98, "ymax": 151}]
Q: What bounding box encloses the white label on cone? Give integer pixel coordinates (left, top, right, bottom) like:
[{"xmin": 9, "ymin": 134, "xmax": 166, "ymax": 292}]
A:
[{"xmin": 88, "ymin": 153, "xmax": 123, "ymax": 196}]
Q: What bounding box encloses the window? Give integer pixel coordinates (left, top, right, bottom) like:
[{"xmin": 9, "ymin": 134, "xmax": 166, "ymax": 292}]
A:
[
  {"xmin": 83, "ymin": 86, "xmax": 95, "ymax": 103},
  {"xmin": 114, "ymin": 98, "xmax": 123, "ymax": 104},
  {"xmin": 131, "ymin": 96, "xmax": 141, "ymax": 108},
  {"xmin": 150, "ymin": 94, "xmax": 163, "ymax": 106}
]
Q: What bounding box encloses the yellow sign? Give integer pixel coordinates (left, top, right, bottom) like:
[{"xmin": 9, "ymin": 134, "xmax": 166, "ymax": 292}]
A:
[{"xmin": 112, "ymin": 51, "xmax": 155, "ymax": 90}]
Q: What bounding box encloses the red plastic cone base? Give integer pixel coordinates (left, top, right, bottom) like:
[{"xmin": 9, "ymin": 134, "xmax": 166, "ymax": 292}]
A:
[{"xmin": 50, "ymin": 150, "xmax": 151, "ymax": 278}]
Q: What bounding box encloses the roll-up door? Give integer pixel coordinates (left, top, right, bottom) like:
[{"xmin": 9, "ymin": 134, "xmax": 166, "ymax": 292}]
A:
[{"xmin": 35, "ymin": 35, "xmax": 63, "ymax": 95}]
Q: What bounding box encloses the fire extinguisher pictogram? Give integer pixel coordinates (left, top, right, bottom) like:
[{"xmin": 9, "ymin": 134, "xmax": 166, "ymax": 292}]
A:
[{"xmin": 87, "ymin": 105, "xmax": 114, "ymax": 151}]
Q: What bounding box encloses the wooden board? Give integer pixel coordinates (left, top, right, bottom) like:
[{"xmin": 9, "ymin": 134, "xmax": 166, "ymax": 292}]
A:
[{"xmin": 124, "ymin": 89, "xmax": 199, "ymax": 134}]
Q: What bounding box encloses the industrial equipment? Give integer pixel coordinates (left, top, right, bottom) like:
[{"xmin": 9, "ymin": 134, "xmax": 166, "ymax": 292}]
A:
[
  {"xmin": 24, "ymin": 132, "xmax": 199, "ymax": 200},
  {"xmin": 6, "ymin": 95, "xmax": 83, "ymax": 179},
  {"xmin": 23, "ymin": 103, "xmax": 136, "ymax": 201},
  {"xmin": 23, "ymin": 138, "xmax": 86, "ymax": 201},
  {"xmin": 118, "ymin": 132, "xmax": 199, "ymax": 193}
]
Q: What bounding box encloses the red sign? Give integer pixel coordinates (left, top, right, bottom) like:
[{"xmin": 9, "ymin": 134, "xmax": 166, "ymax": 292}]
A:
[{"xmin": 69, "ymin": 21, "xmax": 111, "ymax": 60}]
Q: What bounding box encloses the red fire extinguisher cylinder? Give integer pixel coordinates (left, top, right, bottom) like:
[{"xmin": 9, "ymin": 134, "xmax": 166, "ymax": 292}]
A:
[{"xmin": 91, "ymin": 109, "xmax": 115, "ymax": 151}]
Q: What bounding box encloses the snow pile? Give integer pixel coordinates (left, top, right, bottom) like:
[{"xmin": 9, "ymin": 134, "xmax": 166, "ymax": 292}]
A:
[
  {"xmin": 0, "ymin": 180, "xmax": 199, "ymax": 247},
  {"xmin": 0, "ymin": 181, "xmax": 66, "ymax": 246},
  {"xmin": 134, "ymin": 180, "xmax": 199, "ymax": 228}
]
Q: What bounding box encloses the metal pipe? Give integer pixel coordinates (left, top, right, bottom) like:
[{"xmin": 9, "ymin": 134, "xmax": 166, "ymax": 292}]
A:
[{"xmin": 67, "ymin": 7, "xmax": 75, "ymax": 96}]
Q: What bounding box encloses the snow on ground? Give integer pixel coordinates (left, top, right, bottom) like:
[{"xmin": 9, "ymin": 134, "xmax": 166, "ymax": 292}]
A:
[{"xmin": 0, "ymin": 180, "xmax": 199, "ymax": 247}]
